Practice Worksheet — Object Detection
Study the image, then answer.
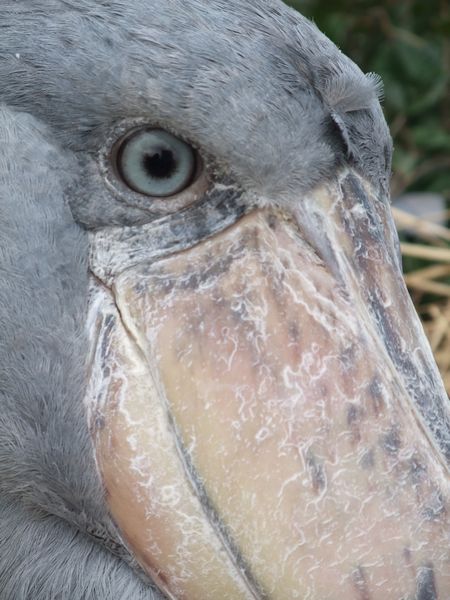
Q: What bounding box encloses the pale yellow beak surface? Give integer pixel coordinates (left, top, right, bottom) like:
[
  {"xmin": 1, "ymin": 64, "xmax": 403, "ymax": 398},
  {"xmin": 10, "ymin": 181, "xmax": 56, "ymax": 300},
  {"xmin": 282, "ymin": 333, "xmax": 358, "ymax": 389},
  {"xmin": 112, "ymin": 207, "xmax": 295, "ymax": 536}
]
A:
[{"xmin": 86, "ymin": 172, "xmax": 450, "ymax": 599}]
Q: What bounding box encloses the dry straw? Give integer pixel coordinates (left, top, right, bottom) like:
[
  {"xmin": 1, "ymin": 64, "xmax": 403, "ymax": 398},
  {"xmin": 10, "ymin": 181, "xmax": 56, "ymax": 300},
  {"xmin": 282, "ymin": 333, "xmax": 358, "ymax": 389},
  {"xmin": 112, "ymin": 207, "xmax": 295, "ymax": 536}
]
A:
[{"xmin": 393, "ymin": 207, "xmax": 450, "ymax": 394}]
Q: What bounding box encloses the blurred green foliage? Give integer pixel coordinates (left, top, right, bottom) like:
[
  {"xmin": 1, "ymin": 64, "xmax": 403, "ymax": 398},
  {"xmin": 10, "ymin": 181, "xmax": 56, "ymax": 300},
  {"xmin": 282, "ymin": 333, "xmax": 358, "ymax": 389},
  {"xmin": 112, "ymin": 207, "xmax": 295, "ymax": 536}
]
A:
[{"xmin": 286, "ymin": 0, "xmax": 450, "ymax": 201}]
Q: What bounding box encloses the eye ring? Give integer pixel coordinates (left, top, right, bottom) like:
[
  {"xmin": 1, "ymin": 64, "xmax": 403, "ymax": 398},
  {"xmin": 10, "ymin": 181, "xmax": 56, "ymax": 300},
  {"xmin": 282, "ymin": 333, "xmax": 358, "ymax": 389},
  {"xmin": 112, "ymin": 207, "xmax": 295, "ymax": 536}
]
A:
[{"xmin": 113, "ymin": 128, "xmax": 198, "ymax": 198}]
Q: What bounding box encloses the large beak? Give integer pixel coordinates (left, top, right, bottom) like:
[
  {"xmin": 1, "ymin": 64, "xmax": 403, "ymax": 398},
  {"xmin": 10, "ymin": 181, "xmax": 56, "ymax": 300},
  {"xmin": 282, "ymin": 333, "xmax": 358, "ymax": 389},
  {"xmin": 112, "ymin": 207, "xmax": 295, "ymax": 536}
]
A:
[{"xmin": 86, "ymin": 170, "xmax": 450, "ymax": 600}]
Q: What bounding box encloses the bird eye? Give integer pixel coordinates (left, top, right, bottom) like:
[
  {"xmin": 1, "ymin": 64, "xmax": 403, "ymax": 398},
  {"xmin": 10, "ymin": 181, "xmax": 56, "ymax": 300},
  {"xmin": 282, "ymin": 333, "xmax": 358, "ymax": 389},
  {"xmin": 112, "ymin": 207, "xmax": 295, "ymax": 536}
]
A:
[{"xmin": 115, "ymin": 128, "xmax": 197, "ymax": 197}]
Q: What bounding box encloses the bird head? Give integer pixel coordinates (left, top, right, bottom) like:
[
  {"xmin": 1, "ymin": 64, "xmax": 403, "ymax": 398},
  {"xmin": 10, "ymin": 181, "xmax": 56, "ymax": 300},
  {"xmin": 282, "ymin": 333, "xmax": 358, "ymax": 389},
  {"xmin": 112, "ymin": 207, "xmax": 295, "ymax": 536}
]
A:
[{"xmin": 0, "ymin": 1, "xmax": 449, "ymax": 599}]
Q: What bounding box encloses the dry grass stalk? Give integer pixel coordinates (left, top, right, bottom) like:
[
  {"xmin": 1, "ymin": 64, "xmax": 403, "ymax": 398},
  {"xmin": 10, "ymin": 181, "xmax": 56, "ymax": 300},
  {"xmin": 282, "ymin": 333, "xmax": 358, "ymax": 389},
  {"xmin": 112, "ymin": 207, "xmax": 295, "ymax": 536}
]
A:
[
  {"xmin": 420, "ymin": 301, "xmax": 450, "ymax": 395},
  {"xmin": 393, "ymin": 206, "xmax": 450, "ymax": 243},
  {"xmin": 400, "ymin": 242, "xmax": 450, "ymax": 262},
  {"xmin": 394, "ymin": 210, "xmax": 450, "ymax": 394}
]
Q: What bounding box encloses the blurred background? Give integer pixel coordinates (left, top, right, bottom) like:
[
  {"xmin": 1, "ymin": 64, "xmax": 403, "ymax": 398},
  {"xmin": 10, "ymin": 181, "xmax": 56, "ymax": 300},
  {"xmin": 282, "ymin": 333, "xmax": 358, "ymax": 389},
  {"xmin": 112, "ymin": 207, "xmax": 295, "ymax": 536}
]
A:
[{"xmin": 287, "ymin": 0, "xmax": 450, "ymax": 393}]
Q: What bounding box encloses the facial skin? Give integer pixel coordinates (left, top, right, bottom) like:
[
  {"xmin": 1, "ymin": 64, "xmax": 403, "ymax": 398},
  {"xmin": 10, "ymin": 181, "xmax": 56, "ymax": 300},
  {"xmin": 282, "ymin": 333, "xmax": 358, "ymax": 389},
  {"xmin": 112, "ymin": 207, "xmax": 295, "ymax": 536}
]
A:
[{"xmin": 0, "ymin": 2, "xmax": 449, "ymax": 599}]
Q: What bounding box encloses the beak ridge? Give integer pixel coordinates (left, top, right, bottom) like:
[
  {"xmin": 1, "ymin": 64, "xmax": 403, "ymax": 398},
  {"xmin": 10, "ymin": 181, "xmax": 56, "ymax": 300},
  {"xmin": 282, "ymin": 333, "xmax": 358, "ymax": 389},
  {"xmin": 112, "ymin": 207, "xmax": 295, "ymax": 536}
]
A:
[{"xmin": 86, "ymin": 169, "xmax": 450, "ymax": 599}]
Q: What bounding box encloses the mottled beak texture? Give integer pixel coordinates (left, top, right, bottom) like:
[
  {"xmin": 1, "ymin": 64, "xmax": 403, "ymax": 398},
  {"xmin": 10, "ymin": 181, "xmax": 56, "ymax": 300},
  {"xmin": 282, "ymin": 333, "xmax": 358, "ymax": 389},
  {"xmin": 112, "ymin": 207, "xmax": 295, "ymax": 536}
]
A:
[{"xmin": 87, "ymin": 171, "xmax": 450, "ymax": 600}]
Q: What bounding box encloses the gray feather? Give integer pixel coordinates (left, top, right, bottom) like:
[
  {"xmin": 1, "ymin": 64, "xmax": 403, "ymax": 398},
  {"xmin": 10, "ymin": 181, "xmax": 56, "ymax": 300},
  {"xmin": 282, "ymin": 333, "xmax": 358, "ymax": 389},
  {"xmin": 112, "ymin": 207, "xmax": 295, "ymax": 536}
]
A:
[
  {"xmin": 0, "ymin": 107, "xmax": 161, "ymax": 598},
  {"xmin": 0, "ymin": 499, "xmax": 154, "ymax": 599},
  {"xmin": 0, "ymin": 0, "xmax": 391, "ymax": 216}
]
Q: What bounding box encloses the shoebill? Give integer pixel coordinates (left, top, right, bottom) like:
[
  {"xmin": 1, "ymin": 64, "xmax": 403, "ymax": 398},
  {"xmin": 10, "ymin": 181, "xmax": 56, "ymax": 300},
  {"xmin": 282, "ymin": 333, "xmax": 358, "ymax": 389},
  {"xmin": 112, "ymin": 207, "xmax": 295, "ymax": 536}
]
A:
[{"xmin": 0, "ymin": 1, "xmax": 449, "ymax": 599}]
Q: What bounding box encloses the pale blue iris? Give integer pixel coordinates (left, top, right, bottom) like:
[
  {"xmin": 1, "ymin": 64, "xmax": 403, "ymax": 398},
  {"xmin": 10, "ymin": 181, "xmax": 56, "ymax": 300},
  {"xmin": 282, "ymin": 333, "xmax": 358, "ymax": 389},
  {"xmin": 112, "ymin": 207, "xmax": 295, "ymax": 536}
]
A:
[{"xmin": 118, "ymin": 129, "xmax": 196, "ymax": 197}]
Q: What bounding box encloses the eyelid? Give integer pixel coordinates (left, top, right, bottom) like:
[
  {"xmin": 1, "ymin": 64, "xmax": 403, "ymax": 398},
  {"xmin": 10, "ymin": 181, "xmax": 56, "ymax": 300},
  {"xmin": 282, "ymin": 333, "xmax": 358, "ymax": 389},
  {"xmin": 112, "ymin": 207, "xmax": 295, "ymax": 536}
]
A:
[
  {"xmin": 115, "ymin": 128, "xmax": 197, "ymax": 197},
  {"xmin": 99, "ymin": 121, "xmax": 210, "ymax": 217}
]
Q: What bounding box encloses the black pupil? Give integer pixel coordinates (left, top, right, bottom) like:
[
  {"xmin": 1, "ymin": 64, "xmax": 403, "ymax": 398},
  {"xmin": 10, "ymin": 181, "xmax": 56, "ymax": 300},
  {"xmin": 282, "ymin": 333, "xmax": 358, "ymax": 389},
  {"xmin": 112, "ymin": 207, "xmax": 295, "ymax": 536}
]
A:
[{"xmin": 142, "ymin": 147, "xmax": 177, "ymax": 180}]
